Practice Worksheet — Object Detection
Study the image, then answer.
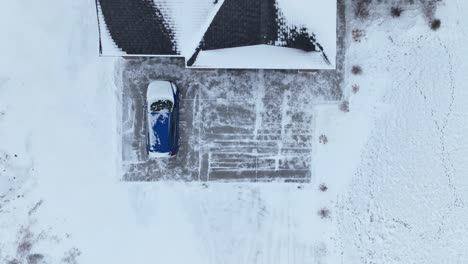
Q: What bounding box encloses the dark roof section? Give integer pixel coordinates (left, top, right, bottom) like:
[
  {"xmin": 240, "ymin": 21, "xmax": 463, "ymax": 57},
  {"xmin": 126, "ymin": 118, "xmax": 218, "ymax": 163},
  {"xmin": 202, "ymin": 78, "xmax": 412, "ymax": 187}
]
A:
[
  {"xmin": 187, "ymin": 0, "xmax": 329, "ymax": 66},
  {"xmin": 97, "ymin": 0, "xmax": 177, "ymax": 55},
  {"xmin": 199, "ymin": 0, "xmax": 279, "ymax": 50}
]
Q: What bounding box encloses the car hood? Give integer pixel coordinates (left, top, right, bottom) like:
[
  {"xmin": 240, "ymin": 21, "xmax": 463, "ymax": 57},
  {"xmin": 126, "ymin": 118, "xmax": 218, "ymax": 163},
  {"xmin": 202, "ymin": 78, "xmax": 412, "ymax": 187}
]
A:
[
  {"xmin": 148, "ymin": 111, "xmax": 172, "ymax": 154},
  {"xmin": 147, "ymin": 81, "xmax": 174, "ymax": 103}
]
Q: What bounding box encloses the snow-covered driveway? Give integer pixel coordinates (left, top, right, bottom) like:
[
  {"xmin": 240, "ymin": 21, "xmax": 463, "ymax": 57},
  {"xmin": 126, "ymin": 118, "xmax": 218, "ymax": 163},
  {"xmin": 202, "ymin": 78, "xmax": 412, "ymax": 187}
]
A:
[{"xmin": 121, "ymin": 58, "xmax": 341, "ymax": 181}]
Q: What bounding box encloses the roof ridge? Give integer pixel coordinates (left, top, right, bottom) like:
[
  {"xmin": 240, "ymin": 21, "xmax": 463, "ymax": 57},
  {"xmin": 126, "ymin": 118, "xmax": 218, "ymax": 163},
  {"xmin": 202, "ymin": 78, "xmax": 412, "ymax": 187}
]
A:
[{"xmin": 182, "ymin": 0, "xmax": 226, "ymax": 60}]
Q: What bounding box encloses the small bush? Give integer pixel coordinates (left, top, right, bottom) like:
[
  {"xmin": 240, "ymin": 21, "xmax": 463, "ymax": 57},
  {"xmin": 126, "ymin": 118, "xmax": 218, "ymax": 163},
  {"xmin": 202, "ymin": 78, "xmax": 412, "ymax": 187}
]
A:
[
  {"xmin": 352, "ymin": 29, "xmax": 365, "ymax": 42},
  {"xmin": 351, "ymin": 65, "xmax": 362, "ymax": 75},
  {"xmin": 352, "ymin": 84, "xmax": 360, "ymax": 93},
  {"xmin": 391, "ymin": 6, "xmax": 402, "ymax": 17},
  {"xmin": 319, "ymin": 183, "xmax": 328, "ymax": 192},
  {"xmin": 62, "ymin": 248, "xmax": 82, "ymax": 264},
  {"xmin": 319, "ymin": 135, "xmax": 328, "ymax": 144},
  {"xmin": 339, "ymin": 101, "xmax": 350, "ymax": 113},
  {"xmin": 431, "ymin": 19, "xmax": 441, "ymax": 30},
  {"xmin": 318, "ymin": 207, "xmax": 331, "ymax": 219}
]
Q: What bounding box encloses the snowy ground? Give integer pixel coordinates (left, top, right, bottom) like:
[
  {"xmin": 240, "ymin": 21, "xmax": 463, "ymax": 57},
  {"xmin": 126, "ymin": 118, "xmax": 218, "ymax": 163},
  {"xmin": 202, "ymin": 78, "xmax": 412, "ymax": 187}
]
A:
[
  {"xmin": 335, "ymin": 1, "xmax": 468, "ymax": 262},
  {"xmin": 121, "ymin": 58, "xmax": 340, "ymax": 181},
  {"xmin": 2, "ymin": 0, "xmax": 468, "ymax": 263}
]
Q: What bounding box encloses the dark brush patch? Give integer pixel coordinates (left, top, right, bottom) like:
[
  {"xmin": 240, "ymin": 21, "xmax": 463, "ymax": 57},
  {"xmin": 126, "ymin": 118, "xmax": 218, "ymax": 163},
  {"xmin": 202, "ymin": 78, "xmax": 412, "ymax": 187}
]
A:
[
  {"xmin": 352, "ymin": 84, "xmax": 360, "ymax": 93},
  {"xmin": 319, "ymin": 183, "xmax": 328, "ymax": 192},
  {"xmin": 431, "ymin": 19, "xmax": 441, "ymax": 30},
  {"xmin": 339, "ymin": 100, "xmax": 350, "ymax": 113},
  {"xmin": 17, "ymin": 241, "xmax": 32, "ymax": 255},
  {"xmin": 352, "ymin": 29, "xmax": 366, "ymax": 42},
  {"xmin": 351, "ymin": 65, "xmax": 362, "ymax": 75},
  {"xmin": 62, "ymin": 248, "xmax": 82, "ymax": 264},
  {"xmin": 391, "ymin": 6, "xmax": 403, "ymax": 17},
  {"xmin": 27, "ymin": 254, "xmax": 44, "ymax": 264},
  {"xmin": 354, "ymin": 0, "xmax": 370, "ymax": 18},
  {"xmin": 421, "ymin": 0, "xmax": 443, "ymax": 21},
  {"xmin": 319, "ymin": 135, "xmax": 328, "ymax": 144},
  {"xmin": 318, "ymin": 207, "xmax": 331, "ymax": 219}
]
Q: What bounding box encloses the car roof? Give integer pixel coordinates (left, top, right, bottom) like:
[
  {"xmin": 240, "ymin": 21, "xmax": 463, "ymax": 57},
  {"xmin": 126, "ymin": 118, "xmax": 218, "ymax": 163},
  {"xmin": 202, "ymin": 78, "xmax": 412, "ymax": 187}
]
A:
[{"xmin": 148, "ymin": 111, "xmax": 173, "ymax": 153}]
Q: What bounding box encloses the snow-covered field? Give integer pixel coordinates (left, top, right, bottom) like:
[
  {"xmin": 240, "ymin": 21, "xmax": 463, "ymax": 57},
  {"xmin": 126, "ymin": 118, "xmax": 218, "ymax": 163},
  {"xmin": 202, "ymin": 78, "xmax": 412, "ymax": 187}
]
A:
[
  {"xmin": 336, "ymin": 1, "xmax": 468, "ymax": 262},
  {"xmin": 1, "ymin": 0, "xmax": 468, "ymax": 263}
]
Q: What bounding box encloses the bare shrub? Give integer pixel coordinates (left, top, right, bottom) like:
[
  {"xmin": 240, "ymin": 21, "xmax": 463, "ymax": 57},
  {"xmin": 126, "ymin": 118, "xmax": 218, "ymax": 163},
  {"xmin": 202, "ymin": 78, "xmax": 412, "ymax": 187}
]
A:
[
  {"xmin": 62, "ymin": 248, "xmax": 82, "ymax": 264},
  {"xmin": 27, "ymin": 254, "xmax": 44, "ymax": 264},
  {"xmin": 318, "ymin": 207, "xmax": 331, "ymax": 219},
  {"xmin": 352, "ymin": 29, "xmax": 366, "ymax": 42},
  {"xmin": 339, "ymin": 101, "xmax": 350, "ymax": 113},
  {"xmin": 314, "ymin": 242, "xmax": 328, "ymax": 259},
  {"xmin": 421, "ymin": 0, "xmax": 441, "ymax": 21},
  {"xmin": 17, "ymin": 241, "xmax": 32, "ymax": 255},
  {"xmin": 16, "ymin": 225, "xmax": 34, "ymax": 256},
  {"xmin": 351, "ymin": 65, "xmax": 362, "ymax": 75},
  {"xmin": 7, "ymin": 259, "xmax": 20, "ymax": 264},
  {"xmin": 319, "ymin": 135, "xmax": 328, "ymax": 144},
  {"xmin": 354, "ymin": 0, "xmax": 370, "ymax": 18},
  {"xmin": 319, "ymin": 183, "xmax": 328, "ymax": 192},
  {"xmin": 431, "ymin": 19, "xmax": 441, "ymax": 30},
  {"xmin": 352, "ymin": 84, "xmax": 360, "ymax": 93},
  {"xmin": 391, "ymin": 6, "xmax": 403, "ymax": 17}
]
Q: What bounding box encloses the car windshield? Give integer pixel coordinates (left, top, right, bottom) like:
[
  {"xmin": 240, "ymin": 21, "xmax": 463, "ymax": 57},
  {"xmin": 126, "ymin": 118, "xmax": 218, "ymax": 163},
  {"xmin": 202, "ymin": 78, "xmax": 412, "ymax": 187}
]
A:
[{"xmin": 150, "ymin": 100, "xmax": 173, "ymax": 112}]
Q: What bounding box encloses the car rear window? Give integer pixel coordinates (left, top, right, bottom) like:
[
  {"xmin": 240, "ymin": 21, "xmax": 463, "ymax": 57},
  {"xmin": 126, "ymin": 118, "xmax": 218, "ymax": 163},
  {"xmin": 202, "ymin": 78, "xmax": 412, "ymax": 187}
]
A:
[{"xmin": 150, "ymin": 100, "xmax": 173, "ymax": 112}]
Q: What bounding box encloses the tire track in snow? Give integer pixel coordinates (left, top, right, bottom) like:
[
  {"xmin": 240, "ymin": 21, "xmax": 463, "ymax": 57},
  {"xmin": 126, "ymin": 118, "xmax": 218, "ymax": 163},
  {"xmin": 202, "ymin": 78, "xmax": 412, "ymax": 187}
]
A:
[
  {"xmin": 385, "ymin": 19, "xmax": 464, "ymax": 247},
  {"xmin": 431, "ymin": 35, "xmax": 465, "ymax": 240},
  {"xmin": 413, "ymin": 35, "xmax": 462, "ymax": 212}
]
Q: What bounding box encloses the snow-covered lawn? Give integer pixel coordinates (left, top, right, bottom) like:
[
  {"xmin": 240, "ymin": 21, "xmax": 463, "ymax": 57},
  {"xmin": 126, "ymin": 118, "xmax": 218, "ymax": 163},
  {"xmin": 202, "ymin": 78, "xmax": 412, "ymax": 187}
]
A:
[
  {"xmin": 1, "ymin": 0, "xmax": 468, "ymax": 263},
  {"xmin": 336, "ymin": 1, "xmax": 468, "ymax": 262}
]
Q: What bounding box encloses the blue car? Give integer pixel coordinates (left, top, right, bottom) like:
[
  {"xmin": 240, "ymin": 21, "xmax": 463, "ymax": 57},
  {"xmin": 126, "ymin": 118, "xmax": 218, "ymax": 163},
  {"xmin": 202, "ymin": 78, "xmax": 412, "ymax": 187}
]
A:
[{"xmin": 146, "ymin": 81, "xmax": 180, "ymax": 158}]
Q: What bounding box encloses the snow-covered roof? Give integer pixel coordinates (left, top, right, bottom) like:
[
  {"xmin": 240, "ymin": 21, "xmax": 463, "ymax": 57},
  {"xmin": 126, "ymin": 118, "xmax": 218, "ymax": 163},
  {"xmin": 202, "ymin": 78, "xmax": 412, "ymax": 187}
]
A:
[
  {"xmin": 96, "ymin": 0, "xmax": 336, "ymax": 69},
  {"xmin": 191, "ymin": 45, "xmax": 332, "ymax": 69}
]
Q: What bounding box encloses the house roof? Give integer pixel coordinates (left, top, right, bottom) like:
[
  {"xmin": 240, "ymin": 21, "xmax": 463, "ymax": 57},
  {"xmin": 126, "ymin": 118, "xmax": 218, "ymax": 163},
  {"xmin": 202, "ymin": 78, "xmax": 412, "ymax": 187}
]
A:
[{"xmin": 96, "ymin": 0, "xmax": 336, "ymax": 69}]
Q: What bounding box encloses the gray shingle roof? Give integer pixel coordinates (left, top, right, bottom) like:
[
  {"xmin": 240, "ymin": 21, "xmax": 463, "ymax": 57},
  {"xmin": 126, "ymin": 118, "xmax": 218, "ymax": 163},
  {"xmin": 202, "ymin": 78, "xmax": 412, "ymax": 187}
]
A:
[{"xmin": 96, "ymin": 0, "xmax": 336, "ymax": 69}]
